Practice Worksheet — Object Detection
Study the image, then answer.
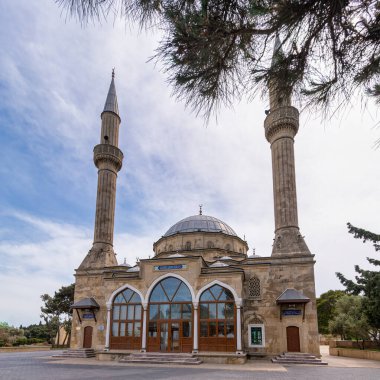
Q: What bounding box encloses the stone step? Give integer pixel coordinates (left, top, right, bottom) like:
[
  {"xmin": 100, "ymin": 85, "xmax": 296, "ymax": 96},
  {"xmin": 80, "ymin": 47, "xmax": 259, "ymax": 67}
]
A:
[
  {"xmin": 120, "ymin": 352, "xmax": 202, "ymax": 365},
  {"xmin": 53, "ymin": 348, "xmax": 96, "ymax": 358},
  {"xmin": 282, "ymin": 352, "xmax": 317, "ymax": 357},
  {"xmin": 278, "ymin": 355, "xmax": 317, "ymax": 360},
  {"xmin": 122, "ymin": 358, "xmax": 202, "ymax": 365},
  {"xmin": 272, "ymin": 352, "xmax": 327, "ymax": 365},
  {"xmin": 126, "ymin": 355, "xmax": 200, "ymax": 361},
  {"xmin": 129, "ymin": 353, "xmax": 194, "ymax": 359},
  {"xmin": 272, "ymin": 358, "xmax": 328, "ymax": 365}
]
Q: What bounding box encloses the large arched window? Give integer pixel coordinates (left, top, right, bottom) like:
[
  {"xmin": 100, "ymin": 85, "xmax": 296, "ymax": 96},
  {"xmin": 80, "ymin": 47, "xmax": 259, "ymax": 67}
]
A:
[
  {"xmin": 148, "ymin": 277, "xmax": 193, "ymax": 353},
  {"xmin": 110, "ymin": 288, "xmax": 142, "ymax": 350},
  {"xmin": 199, "ymin": 284, "xmax": 236, "ymax": 352}
]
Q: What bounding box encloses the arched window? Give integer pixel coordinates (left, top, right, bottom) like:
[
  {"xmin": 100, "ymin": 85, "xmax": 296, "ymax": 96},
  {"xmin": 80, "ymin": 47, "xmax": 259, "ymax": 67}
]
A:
[
  {"xmin": 207, "ymin": 241, "xmax": 214, "ymax": 248},
  {"xmin": 168, "ymin": 245, "xmax": 173, "ymax": 251},
  {"xmin": 248, "ymin": 277, "xmax": 261, "ymax": 299},
  {"xmin": 111, "ymin": 288, "xmax": 142, "ymax": 349},
  {"xmin": 148, "ymin": 277, "xmax": 193, "ymax": 352},
  {"xmin": 225, "ymin": 243, "xmax": 231, "ymax": 251},
  {"xmin": 199, "ymin": 284, "xmax": 236, "ymax": 352},
  {"xmin": 185, "ymin": 241, "xmax": 191, "ymax": 250}
]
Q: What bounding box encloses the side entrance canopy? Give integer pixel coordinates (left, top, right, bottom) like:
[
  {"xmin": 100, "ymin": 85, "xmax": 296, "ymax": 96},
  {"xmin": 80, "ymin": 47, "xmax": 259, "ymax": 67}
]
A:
[
  {"xmin": 71, "ymin": 297, "xmax": 100, "ymax": 323},
  {"xmin": 276, "ymin": 289, "xmax": 310, "ymax": 321}
]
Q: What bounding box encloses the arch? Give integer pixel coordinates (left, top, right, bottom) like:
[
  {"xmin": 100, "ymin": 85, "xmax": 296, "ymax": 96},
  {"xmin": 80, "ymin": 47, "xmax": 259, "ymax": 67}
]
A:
[
  {"xmin": 185, "ymin": 241, "xmax": 191, "ymax": 250},
  {"xmin": 146, "ymin": 273, "xmax": 196, "ymax": 304},
  {"xmin": 198, "ymin": 281, "xmax": 237, "ymax": 352},
  {"xmin": 207, "ymin": 241, "xmax": 214, "ymax": 248},
  {"xmin": 246, "ymin": 313, "xmax": 264, "ymax": 325},
  {"xmin": 107, "ymin": 283, "xmax": 146, "ymax": 307},
  {"xmin": 110, "ymin": 286, "xmax": 143, "ymax": 350},
  {"xmin": 195, "ymin": 280, "xmax": 241, "ymax": 305},
  {"xmin": 147, "ymin": 274, "xmax": 194, "ymax": 353}
]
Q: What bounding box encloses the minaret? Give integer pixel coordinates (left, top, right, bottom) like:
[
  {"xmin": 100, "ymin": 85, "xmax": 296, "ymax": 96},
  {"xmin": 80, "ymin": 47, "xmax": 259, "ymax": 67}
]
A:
[
  {"xmin": 264, "ymin": 37, "xmax": 311, "ymax": 256},
  {"xmin": 78, "ymin": 70, "xmax": 123, "ymax": 269}
]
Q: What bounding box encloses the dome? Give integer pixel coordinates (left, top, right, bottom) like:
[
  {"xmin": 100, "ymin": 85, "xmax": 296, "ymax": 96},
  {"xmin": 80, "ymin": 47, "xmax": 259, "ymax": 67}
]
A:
[
  {"xmin": 164, "ymin": 215, "xmax": 237, "ymax": 237},
  {"xmin": 210, "ymin": 261, "xmax": 229, "ymax": 267},
  {"xmin": 219, "ymin": 256, "xmax": 232, "ymax": 260}
]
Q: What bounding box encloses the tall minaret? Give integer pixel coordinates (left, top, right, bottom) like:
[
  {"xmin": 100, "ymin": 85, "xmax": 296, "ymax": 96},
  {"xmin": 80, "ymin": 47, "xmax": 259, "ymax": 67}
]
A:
[
  {"xmin": 264, "ymin": 38, "xmax": 311, "ymax": 256},
  {"xmin": 79, "ymin": 70, "xmax": 123, "ymax": 269}
]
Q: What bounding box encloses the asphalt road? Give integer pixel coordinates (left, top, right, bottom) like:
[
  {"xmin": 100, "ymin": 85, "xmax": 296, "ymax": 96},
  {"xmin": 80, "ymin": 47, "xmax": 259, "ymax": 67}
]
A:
[{"xmin": 1, "ymin": 350, "xmax": 380, "ymax": 380}]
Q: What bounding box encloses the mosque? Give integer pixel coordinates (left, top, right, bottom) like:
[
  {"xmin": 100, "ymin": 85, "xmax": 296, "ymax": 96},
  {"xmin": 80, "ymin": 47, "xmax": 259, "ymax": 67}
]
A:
[{"xmin": 70, "ymin": 43, "xmax": 320, "ymax": 362}]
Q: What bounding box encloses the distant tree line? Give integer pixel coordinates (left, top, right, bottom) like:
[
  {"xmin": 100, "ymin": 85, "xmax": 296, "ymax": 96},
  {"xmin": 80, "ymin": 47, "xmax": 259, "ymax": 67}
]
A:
[
  {"xmin": 0, "ymin": 283, "xmax": 74, "ymax": 348},
  {"xmin": 0, "ymin": 321, "xmax": 50, "ymax": 347}
]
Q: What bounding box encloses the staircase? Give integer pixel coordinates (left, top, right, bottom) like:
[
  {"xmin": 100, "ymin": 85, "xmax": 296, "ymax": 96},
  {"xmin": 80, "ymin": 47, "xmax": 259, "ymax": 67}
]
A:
[
  {"xmin": 53, "ymin": 348, "xmax": 96, "ymax": 358},
  {"xmin": 120, "ymin": 352, "xmax": 202, "ymax": 365},
  {"xmin": 272, "ymin": 352, "xmax": 327, "ymax": 365}
]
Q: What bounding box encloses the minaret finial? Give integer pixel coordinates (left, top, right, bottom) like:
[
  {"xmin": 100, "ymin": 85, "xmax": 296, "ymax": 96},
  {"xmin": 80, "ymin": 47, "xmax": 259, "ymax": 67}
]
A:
[
  {"xmin": 199, "ymin": 204, "xmax": 203, "ymax": 215},
  {"xmin": 103, "ymin": 69, "xmax": 119, "ymax": 116}
]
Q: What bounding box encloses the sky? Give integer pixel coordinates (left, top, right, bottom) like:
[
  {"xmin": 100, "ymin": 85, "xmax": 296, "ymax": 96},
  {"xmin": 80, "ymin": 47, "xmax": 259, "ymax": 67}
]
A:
[{"xmin": 0, "ymin": 1, "xmax": 379, "ymax": 327}]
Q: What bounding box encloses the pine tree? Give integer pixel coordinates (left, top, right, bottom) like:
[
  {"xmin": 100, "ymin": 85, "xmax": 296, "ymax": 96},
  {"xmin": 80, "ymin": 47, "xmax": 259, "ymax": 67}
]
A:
[
  {"xmin": 336, "ymin": 223, "xmax": 380, "ymax": 346},
  {"xmin": 56, "ymin": 0, "xmax": 380, "ymax": 118}
]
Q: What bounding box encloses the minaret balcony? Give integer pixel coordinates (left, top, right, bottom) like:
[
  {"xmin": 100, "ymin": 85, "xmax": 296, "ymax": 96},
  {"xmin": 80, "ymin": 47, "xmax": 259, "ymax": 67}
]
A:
[
  {"xmin": 264, "ymin": 106, "xmax": 299, "ymax": 142},
  {"xmin": 93, "ymin": 144, "xmax": 124, "ymax": 171}
]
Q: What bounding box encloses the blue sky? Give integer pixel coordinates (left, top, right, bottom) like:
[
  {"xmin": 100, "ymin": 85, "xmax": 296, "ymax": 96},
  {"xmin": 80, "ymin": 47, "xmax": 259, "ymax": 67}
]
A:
[{"xmin": 1, "ymin": 1, "xmax": 379, "ymax": 327}]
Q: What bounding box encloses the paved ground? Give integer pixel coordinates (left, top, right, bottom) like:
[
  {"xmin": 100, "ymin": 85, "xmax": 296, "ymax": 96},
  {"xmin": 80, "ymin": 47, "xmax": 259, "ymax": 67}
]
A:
[{"xmin": 1, "ymin": 346, "xmax": 380, "ymax": 380}]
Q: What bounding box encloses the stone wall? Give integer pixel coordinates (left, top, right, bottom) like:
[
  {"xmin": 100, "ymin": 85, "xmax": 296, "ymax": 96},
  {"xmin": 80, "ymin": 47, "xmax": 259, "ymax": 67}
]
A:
[
  {"xmin": 71, "ymin": 251, "xmax": 319, "ymax": 355},
  {"xmin": 330, "ymin": 347, "xmax": 380, "ymax": 361}
]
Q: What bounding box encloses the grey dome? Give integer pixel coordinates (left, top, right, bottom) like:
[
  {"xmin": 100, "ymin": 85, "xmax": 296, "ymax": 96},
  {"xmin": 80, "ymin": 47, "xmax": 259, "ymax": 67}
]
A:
[{"xmin": 164, "ymin": 215, "xmax": 237, "ymax": 237}]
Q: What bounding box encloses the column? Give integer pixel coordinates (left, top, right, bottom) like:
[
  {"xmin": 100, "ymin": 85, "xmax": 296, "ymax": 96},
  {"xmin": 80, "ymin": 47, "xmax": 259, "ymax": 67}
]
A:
[
  {"xmin": 141, "ymin": 303, "xmax": 148, "ymax": 352},
  {"xmin": 192, "ymin": 302, "xmax": 199, "ymax": 353},
  {"xmin": 236, "ymin": 303, "xmax": 243, "ymax": 354},
  {"xmin": 104, "ymin": 302, "xmax": 112, "ymax": 351}
]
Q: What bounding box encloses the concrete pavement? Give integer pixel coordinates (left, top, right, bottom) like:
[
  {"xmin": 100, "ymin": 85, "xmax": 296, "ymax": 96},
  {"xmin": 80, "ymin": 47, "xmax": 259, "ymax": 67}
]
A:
[{"xmin": 1, "ymin": 346, "xmax": 380, "ymax": 380}]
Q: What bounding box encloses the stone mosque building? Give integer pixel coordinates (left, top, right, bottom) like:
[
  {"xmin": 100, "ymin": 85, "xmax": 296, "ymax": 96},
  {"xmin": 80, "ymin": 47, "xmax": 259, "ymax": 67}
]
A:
[{"xmin": 70, "ymin": 42, "xmax": 320, "ymax": 363}]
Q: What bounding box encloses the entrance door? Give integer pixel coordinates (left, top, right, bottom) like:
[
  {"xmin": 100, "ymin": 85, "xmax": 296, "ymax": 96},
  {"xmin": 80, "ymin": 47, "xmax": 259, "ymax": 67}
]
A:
[
  {"xmin": 147, "ymin": 277, "xmax": 193, "ymax": 352},
  {"xmin": 170, "ymin": 322, "xmax": 180, "ymax": 352},
  {"xmin": 83, "ymin": 326, "xmax": 93, "ymax": 348},
  {"xmin": 159, "ymin": 322, "xmax": 180, "ymax": 352},
  {"xmin": 286, "ymin": 326, "xmax": 300, "ymax": 352}
]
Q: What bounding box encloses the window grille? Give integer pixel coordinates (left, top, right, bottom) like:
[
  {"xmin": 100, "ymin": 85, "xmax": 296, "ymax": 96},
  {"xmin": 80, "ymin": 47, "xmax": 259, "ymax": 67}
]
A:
[{"xmin": 248, "ymin": 277, "xmax": 261, "ymax": 299}]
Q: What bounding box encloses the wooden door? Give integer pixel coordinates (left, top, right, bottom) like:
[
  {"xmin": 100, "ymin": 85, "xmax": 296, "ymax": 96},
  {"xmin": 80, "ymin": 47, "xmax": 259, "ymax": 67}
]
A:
[
  {"xmin": 286, "ymin": 326, "xmax": 300, "ymax": 352},
  {"xmin": 83, "ymin": 326, "xmax": 93, "ymax": 348}
]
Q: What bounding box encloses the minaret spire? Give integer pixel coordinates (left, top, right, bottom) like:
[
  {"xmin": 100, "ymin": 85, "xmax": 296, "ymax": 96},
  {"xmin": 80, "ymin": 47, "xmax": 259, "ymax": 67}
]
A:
[
  {"xmin": 271, "ymin": 34, "xmax": 283, "ymax": 66},
  {"xmin": 103, "ymin": 69, "xmax": 119, "ymax": 117},
  {"xmin": 78, "ymin": 71, "xmax": 124, "ymax": 269},
  {"xmin": 264, "ymin": 39, "xmax": 310, "ymax": 257}
]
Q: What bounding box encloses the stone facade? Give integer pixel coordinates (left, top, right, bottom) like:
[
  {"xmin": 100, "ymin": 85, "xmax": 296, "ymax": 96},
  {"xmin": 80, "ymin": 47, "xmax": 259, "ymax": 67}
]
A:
[
  {"xmin": 71, "ymin": 243, "xmax": 319, "ymax": 356},
  {"xmin": 70, "ymin": 65, "xmax": 320, "ymax": 359}
]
